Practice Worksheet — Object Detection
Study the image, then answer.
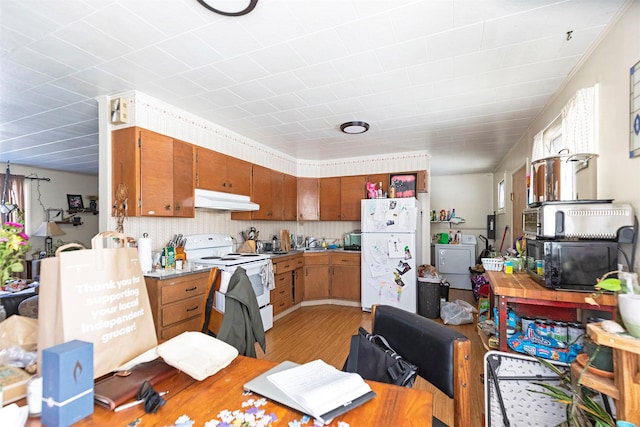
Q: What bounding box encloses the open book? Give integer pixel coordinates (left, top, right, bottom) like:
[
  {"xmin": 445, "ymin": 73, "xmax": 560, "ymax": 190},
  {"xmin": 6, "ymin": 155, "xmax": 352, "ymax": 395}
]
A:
[{"xmin": 245, "ymin": 360, "xmax": 375, "ymax": 424}]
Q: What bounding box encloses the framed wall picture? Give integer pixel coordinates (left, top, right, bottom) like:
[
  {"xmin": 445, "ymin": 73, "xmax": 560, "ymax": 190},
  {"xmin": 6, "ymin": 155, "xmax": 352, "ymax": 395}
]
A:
[
  {"xmin": 67, "ymin": 194, "xmax": 84, "ymax": 210},
  {"xmin": 389, "ymin": 173, "xmax": 417, "ymax": 198}
]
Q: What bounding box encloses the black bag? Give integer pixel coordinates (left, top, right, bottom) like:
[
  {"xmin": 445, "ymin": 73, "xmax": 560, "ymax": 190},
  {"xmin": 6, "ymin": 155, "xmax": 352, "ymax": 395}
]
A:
[{"xmin": 342, "ymin": 327, "xmax": 418, "ymax": 388}]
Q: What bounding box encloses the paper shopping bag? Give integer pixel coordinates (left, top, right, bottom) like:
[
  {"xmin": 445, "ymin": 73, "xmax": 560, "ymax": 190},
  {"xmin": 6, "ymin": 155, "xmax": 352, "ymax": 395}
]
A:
[{"xmin": 38, "ymin": 232, "xmax": 158, "ymax": 378}]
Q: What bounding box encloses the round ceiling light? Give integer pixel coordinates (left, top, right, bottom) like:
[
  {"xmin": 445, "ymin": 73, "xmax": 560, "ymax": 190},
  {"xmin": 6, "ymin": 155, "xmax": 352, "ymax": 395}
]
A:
[
  {"xmin": 196, "ymin": 0, "xmax": 258, "ymax": 16},
  {"xmin": 340, "ymin": 121, "xmax": 370, "ymax": 134}
]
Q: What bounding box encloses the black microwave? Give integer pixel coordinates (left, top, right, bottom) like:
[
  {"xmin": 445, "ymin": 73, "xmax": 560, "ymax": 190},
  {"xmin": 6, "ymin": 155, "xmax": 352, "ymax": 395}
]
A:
[{"xmin": 525, "ymin": 238, "xmax": 618, "ymax": 291}]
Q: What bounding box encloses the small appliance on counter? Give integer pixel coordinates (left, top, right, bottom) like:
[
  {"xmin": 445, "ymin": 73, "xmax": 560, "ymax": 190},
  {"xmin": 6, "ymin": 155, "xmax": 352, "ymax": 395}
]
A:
[
  {"xmin": 343, "ymin": 230, "xmax": 362, "ymax": 251},
  {"xmin": 523, "ymin": 200, "xmax": 637, "ymax": 291}
]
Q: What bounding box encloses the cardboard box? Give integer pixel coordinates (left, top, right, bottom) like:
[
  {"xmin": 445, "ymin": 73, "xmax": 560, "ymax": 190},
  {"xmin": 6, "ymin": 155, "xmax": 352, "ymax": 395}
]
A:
[
  {"xmin": 0, "ymin": 365, "xmax": 32, "ymax": 403},
  {"xmin": 42, "ymin": 340, "xmax": 94, "ymax": 427}
]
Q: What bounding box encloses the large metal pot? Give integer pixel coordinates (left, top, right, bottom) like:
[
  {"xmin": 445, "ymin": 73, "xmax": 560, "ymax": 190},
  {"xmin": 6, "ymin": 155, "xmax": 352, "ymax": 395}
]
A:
[{"xmin": 530, "ymin": 151, "xmax": 598, "ymax": 203}]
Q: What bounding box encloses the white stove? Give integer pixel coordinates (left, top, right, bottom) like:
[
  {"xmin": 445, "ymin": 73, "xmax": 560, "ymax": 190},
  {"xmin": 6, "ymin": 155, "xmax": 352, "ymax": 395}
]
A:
[
  {"xmin": 183, "ymin": 234, "xmax": 271, "ymax": 267},
  {"xmin": 183, "ymin": 234, "xmax": 274, "ymax": 331}
]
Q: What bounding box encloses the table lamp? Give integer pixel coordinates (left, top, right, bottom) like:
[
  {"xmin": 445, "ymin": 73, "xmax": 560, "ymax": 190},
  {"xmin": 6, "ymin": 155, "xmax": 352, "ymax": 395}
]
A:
[{"xmin": 33, "ymin": 221, "xmax": 65, "ymax": 257}]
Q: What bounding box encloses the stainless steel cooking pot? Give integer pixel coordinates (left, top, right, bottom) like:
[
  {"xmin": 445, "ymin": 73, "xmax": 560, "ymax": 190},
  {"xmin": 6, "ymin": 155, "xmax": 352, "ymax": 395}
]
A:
[{"xmin": 530, "ymin": 151, "xmax": 598, "ymax": 203}]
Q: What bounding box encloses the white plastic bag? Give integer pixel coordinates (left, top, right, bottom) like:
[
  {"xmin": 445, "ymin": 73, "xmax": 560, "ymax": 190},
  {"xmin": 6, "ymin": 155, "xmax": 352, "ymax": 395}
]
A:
[{"xmin": 440, "ymin": 299, "xmax": 477, "ymax": 325}]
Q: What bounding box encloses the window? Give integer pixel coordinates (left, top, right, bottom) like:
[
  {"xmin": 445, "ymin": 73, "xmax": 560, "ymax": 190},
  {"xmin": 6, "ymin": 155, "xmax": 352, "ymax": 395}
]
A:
[{"xmin": 497, "ymin": 173, "xmax": 506, "ymax": 214}]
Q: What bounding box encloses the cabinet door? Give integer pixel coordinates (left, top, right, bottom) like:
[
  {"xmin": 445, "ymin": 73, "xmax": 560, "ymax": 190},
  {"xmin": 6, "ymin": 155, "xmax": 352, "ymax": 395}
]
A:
[
  {"xmin": 331, "ymin": 265, "xmax": 361, "ymax": 300},
  {"xmin": 367, "ymin": 174, "xmax": 389, "ymax": 195},
  {"xmin": 112, "ymin": 127, "xmax": 140, "ymax": 217},
  {"xmin": 319, "ymin": 177, "xmax": 341, "ymax": 221},
  {"xmin": 283, "ymin": 173, "xmax": 297, "ymax": 221},
  {"xmin": 196, "ymin": 147, "xmax": 227, "ymax": 192},
  {"xmin": 251, "ymin": 165, "xmax": 273, "ymax": 220},
  {"xmin": 173, "ymin": 140, "xmax": 195, "ymax": 218},
  {"xmin": 304, "ymin": 265, "xmax": 330, "ymax": 299},
  {"xmin": 270, "ymin": 170, "xmax": 284, "ymax": 220},
  {"xmin": 331, "ymin": 253, "xmax": 361, "ymax": 301},
  {"xmin": 140, "ymin": 130, "xmax": 174, "ymax": 216},
  {"xmin": 297, "ymin": 177, "xmax": 319, "ymax": 221},
  {"xmin": 293, "ymin": 267, "xmax": 304, "ymax": 304},
  {"xmin": 226, "ymin": 156, "xmax": 252, "ymax": 195},
  {"xmin": 340, "ymin": 175, "xmax": 366, "ymax": 220}
]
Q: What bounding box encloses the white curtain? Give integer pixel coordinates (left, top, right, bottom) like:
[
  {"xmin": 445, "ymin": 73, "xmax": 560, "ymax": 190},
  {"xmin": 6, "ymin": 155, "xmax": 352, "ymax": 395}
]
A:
[
  {"xmin": 531, "ymin": 130, "xmax": 544, "ymax": 161},
  {"xmin": 560, "ymin": 86, "xmax": 596, "ymax": 154}
]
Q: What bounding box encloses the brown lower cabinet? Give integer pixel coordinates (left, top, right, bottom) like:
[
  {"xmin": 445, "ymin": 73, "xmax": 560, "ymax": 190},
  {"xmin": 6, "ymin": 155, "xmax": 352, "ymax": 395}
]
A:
[
  {"xmin": 303, "ymin": 252, "xmax": 360, "ymax": 301},
  {"xmin": 271, "ymin": 253, "xmax": 304, "ymax": 315},
  {"xmin": 144, "ymin": 271, "xmax": 209, "ymax": 341}
]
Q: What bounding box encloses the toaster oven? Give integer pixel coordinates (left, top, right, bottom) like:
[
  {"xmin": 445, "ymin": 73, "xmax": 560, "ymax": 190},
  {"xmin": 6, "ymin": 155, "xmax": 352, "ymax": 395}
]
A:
[{"xmin": 523, "ymin": 201, "xmax": 634, "ymax": 239}]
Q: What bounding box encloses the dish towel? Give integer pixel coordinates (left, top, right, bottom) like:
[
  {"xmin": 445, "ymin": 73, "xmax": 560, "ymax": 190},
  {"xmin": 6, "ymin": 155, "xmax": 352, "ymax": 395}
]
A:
[{"xmin": 260, "ymin": 261, "xmax": 275, "ymax": 290}]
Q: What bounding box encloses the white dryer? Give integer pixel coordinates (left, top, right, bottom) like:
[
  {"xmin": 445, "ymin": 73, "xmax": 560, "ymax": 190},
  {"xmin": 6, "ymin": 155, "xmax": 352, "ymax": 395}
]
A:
[{"xmin": 435, "ymin": 235, "xmax": 477, "ymax": 290}]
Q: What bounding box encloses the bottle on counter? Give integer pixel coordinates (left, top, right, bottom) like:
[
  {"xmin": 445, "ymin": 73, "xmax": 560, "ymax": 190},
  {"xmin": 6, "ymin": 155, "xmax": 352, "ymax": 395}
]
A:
[
  {"xmin": 377, "ymin": 182, "xmax": 383, "ymax": 198},
  {"xmin": 451, "ymin": 208, "xmax": 456, "ymax": 218},
  {"xmin": 389, "ymin": 182, "xmax": 396, "ymax": 198},
  {"xmin": 321, "ymin": 238, "xmax": 327, "ymax": 248}
]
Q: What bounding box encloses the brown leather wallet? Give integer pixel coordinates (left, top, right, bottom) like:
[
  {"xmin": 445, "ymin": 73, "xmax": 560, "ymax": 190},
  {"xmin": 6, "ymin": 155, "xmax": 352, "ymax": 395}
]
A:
[{"xmin": 93, "ymin": 358, "xmax": 177, "ymax": 410}]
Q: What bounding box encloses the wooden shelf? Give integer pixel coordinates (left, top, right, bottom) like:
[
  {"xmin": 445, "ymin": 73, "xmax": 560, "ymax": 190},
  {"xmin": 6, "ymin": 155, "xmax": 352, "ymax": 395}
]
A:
[
  {"xmin": 571, "ymin": 361, "xmax": 619, "ymax": 399},
  {"xmin": 67, "ymin": 208, "xmax": 98, "ymax": 215},
  {"xmin": 55, "ymin": 221, "xmax": 83, "ymax": 226},
  {"xmin": 572, "ymin": 322, "xmax": 640, "ymax": 424}
]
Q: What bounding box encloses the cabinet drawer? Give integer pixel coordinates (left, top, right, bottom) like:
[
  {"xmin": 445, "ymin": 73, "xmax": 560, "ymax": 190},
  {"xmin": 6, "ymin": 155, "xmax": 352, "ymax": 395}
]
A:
[
  {"xmin": 271, "ymin": 282, "xmax": 292, "ymax": 301},
  {"xmin": 161, "ymin": 296, "xmax": 203, "ymax": 327},
  {"xmin": 274, "ymin": 272, "xmax": 292, "ymax": 288},
  {"xmin": 160, "ymin": 317, "xmax": 202, "ymax": 341},
  {"xmin": 273, "ymin": 259, "xmax": 296, "ymax": 274},
  {"xmin": 331, "ymin": 254, "xmax": 360, "ymax": 266},
  {"xmin": 304, "ymin": 253, "xmax": 330, "ymax": 265},
  {"xmin": 272, "ymin": 287, "xmax": 292, "ymax": 315},
  {"xmin": 293, "ymin": 256, "xmax": 304, "ymax": 269},
  {"xmin": 161, "ymin": 276, "xmax": 207, "ymax": 305}
]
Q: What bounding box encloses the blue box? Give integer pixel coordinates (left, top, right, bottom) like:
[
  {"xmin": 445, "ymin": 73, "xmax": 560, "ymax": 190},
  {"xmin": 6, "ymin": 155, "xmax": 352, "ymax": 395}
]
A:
[{"xmin": 42, "ymin": 340, "xmax": 94, "ymax": 427}]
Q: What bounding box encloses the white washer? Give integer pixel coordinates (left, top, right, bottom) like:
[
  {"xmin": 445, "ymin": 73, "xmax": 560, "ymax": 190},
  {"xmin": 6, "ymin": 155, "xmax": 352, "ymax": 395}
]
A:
[{"xmin": 435, "ymin": 235, "xmax": 477, "ymax": 290}]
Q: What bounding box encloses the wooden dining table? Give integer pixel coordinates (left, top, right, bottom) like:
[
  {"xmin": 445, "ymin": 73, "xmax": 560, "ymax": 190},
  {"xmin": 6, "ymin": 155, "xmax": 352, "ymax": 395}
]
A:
[{"xmin": 25, "ymin": 355, "xmax": 433, "ymax": 426}]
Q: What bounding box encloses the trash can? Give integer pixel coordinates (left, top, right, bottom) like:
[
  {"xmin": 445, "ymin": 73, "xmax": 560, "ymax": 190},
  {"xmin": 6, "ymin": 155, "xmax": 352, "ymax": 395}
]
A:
[
  {"xmin": 417, "ymin": 277, "xmax": 441, "ymax": 319},
  {"xmin": 440, "ymin": 280, "xmax": 450, "ymax": 302}
]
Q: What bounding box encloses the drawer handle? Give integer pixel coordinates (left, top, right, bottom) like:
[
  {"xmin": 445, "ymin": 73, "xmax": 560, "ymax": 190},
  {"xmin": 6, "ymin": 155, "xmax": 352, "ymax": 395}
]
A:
[
  {"xmin": 186, "ymin": 306, "xmax": 199, "ymax": 312},
  {"xmin": 185, "ymin": 286, "xmax": 197, "ymax": 292}
]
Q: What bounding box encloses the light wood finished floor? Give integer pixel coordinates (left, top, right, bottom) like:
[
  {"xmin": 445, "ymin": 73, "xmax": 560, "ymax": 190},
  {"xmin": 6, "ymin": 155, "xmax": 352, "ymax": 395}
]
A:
[{"xmin": 256, "ymin": 290, "xmax": 487, "ymax": 427}]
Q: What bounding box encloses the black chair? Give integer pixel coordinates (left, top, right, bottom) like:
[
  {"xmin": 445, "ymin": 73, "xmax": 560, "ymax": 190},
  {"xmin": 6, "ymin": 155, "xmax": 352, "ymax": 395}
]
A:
[{"xmin": 371, "ymin": 304, "xmax": 471, "ymax": 427}]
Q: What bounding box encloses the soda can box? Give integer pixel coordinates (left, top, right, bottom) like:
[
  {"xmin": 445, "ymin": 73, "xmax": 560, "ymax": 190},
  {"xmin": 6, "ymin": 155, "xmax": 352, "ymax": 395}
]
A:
[{"xmin": 42, "ymin": 340, "xmax": 94, "ymax": 427}]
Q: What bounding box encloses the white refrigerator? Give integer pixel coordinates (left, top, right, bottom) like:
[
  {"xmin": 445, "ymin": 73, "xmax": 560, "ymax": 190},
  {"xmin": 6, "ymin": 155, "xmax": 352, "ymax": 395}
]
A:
[{"xmin": 361, "ymin": 198, "xmax": 421, "ymax": 313}]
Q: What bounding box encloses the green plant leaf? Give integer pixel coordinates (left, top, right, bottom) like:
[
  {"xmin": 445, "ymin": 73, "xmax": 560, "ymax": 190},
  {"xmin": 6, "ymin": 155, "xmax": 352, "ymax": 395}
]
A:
[{"xmin": 595, "ymin": 278, "xmax": 621, "ymax": 292}]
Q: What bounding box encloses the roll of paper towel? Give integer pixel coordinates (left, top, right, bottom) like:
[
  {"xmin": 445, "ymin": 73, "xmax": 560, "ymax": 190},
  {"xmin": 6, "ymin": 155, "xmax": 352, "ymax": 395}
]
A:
[{"xmin": 138, "ymin": 237, "xmax": 152, "ymax": 273}]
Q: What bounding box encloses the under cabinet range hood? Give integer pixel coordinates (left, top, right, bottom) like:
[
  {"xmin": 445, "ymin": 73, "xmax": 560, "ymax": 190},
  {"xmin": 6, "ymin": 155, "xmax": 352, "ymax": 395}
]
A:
[{"xmin": 194, "ymin": 188, "xmax": 259, "ymax": 212}]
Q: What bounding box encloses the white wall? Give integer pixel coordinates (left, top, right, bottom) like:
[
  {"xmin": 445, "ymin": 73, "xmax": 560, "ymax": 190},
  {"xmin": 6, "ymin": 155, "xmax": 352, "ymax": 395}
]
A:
[
  {"xmin": 7, "ymin": 164, "xmax": 99, "ymax": 256},
  {"xmin": 494, "ymin": 1, "xmax": 640, "ymax": 271},
  {"xmin": 430, "ymin": 173, "xmax": 494, "ymax": 261}
]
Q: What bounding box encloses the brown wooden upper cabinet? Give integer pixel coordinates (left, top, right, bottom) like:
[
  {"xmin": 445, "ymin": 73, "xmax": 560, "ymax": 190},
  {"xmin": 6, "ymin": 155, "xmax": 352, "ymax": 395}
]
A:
[
  {"xmin": 297, "ymin": 178, "xmax": 319, "ymax": 221},
  {"xmin": 196, "ymin": 148, "xmax": 251, "ymax": 196},
  {"xmin": 319, "ymin": 175, "xmax": 366, "ymax": 221},
  {"xmin": 283, "ymin": 174, "xmax": 297, "ymax": 221},
  {"xmin": 112, "ymin": 127, "xmax": 194, "ymax": 217}
]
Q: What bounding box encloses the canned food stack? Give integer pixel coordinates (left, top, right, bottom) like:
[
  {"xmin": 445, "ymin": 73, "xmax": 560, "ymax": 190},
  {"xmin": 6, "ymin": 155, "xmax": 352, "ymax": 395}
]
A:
[{"xmin": 494, "ymin": 308, "xmax": 585, "ymax": 363}]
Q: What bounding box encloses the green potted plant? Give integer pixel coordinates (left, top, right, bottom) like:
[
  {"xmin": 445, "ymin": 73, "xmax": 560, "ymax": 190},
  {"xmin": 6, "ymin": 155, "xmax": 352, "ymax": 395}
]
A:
[
  {"xmin": 532, "ymin": 354, "xmax": 615, "ymax": 427},
  {"xmin": 585, "ymin": 270, "xmax": 640, "ymax": 338}
]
